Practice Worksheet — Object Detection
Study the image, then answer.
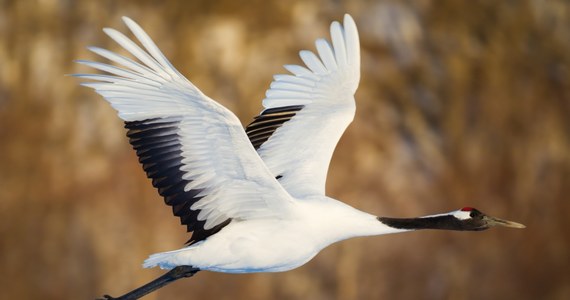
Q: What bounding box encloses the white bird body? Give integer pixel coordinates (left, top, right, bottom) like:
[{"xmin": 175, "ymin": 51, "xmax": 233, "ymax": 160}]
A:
[
  {"xmin": 144, "ymin": 197, "xmax": 400, "ymax": 273},
  {"xmin": 76, "ymin": 13, "xmax": 524, "ymax": 299}
]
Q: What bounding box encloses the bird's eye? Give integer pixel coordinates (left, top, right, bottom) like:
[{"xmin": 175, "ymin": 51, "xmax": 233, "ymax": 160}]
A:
[{"xmin": 469, "ymin": 209, "xmax": 482, "ymax": 218}]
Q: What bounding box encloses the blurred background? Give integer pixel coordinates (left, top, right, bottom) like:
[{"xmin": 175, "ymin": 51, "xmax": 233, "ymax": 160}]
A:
[{"xmin": 1, "ymin": 0, "xmax": 569, "ymax": 299}]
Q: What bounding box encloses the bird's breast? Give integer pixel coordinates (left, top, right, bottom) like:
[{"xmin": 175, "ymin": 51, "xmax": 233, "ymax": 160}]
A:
[{"xmin": 187, "ymin": 219, "xmax": 322, "ymax": 273}]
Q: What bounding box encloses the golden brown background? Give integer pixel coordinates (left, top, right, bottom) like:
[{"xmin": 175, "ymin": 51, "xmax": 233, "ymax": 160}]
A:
[{"xmin": 1, "ymin": 0, "xmax": 569, "ymax": 299}]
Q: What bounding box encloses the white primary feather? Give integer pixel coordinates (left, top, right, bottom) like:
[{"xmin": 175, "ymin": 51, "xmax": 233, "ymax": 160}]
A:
[
  {"xmin": 76, "ymin": 17, "xmax": 295, "ymax": 231},
  {"xmin": 255, "ymin": 14, "xmax": 360, "ymax": 197}
]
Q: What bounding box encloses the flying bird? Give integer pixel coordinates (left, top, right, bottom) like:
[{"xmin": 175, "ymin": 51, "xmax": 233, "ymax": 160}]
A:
[{"xmin": 75, "ymin": 14, "xmax": 525, "ymax": 300}]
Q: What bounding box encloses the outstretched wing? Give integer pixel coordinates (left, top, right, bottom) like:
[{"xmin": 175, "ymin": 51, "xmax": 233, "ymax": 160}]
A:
[
  {"xmin": 75, "ymin": 17, "xmax": 294, "ymax": 244},
  {"xmin": 246, "ymin": 14, "xmax": 360, "ymax": 198}
]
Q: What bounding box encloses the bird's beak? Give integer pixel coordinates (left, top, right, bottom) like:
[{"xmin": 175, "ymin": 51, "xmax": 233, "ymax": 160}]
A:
[{"xmin": 483, "ymin": 215, "xmax": 526, "ymax": 229}]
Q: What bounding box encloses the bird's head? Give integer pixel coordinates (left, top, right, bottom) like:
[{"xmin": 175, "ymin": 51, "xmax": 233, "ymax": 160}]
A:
[
  {"xmin": 378, "ymin": 207, "xmax": 526, "ymax": 231},
  {"xmin": 450, "ymin": 207, "xmax": 526, "ymax": 231}
]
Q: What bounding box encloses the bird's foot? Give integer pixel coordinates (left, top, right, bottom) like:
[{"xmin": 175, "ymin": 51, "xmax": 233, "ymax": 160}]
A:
[{"xmin": 171, "ymin": 265, "xmax": 200, "ymax": 278}]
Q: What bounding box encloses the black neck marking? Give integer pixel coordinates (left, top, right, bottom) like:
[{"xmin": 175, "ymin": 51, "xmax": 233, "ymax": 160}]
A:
[
  {"xmin": 245, "ymin": 105, "xmax": 304, "ymax": 150},
  {"xmin": 378, "ymin": 215, "xmax": 485, "ymax": 231}
]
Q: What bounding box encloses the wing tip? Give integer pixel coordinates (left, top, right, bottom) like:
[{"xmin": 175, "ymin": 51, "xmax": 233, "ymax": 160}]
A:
[
  {"xmin": 342, "ymin": 13, "xmax": 360, "ymax": 63},
  {"xmin": 102, "ymin": 27, "xmax": 118, "ymax": 38},
  {"xmin": 121, "ymin": 16, "xmax": 143, "ymax": 36},
  {"xmin": 121, "ymin": 16, "xmax": 134, "ymax": 24},
  {"xmin": 344, "ymin": 14, "xmax": 355, "ymax": 25}
]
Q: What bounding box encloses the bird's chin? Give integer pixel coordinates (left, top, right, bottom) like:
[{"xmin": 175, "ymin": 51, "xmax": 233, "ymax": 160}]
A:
[{"xmin": 472, "ymin": 225, "xmax": 490, "ymax": 231}]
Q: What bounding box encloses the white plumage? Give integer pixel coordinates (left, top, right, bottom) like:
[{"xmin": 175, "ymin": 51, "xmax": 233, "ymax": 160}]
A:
[
  {"xmin": 259, "ymin": 17, "xmax": 360, "ymax": 197},
  {"xmin": 78, "ymin": 14, "xmax": 378, "ymax": 273},
  {"xmin": 76, "ymin": 14, "xmax": 524, "ymax": 298}
]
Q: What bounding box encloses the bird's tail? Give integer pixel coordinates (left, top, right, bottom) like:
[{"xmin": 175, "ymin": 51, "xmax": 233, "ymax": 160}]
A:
[{"xmin": 143, "ymin": 248, "xmax": 190, "ymax": 270}]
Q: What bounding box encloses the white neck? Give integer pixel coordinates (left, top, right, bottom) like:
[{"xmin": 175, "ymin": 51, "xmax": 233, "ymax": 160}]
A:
[{"xmin": 296, "ymin": 198, "xmax": 411, "ymax": 249}]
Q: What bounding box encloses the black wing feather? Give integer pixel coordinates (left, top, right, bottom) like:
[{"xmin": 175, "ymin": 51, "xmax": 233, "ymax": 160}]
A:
[
  {"xmin": 125, "ymin": 118, "xmax": 230, "ymax": 245},
  {"xmin": 245, "ymin": 105, "xmax": 304, "ymax": 150}
]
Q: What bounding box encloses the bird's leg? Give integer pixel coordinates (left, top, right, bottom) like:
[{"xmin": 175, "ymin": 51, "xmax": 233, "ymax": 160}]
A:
[{"xmin": 98, "ymin": 265, "xmax": 200, "ymax": 300}]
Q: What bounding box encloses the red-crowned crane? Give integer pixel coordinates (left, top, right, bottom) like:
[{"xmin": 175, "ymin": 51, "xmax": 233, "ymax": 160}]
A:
[{"xmin": 75, "ymin": 14, "xmax": 525, "ymax": 300}]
